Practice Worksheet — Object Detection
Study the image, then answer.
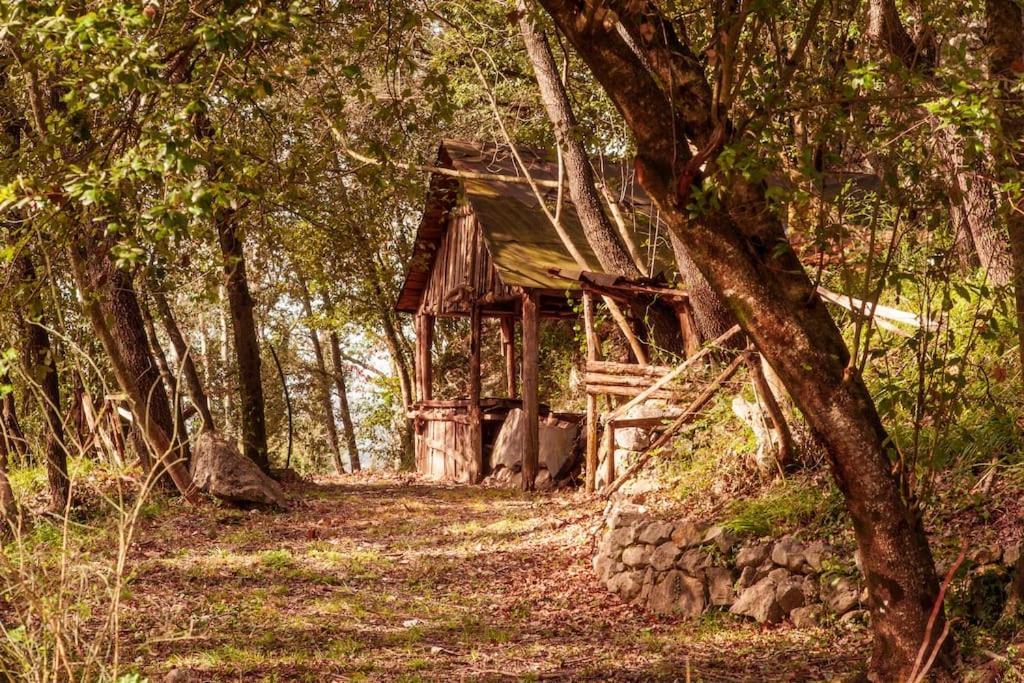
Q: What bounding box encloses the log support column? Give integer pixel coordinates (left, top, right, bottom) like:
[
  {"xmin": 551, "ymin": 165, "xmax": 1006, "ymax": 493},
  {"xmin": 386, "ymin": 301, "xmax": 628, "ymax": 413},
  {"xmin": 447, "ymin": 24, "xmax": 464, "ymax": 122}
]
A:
[
  {"xmin": 467, "ymin": 304, "xmax": 483, "ymax": 483},
  {"xmin": 521, "ymin": 290, "xmax": 540, "ymax": 491},
  {"xmin": 500, "ymin": 316, "xmax": 517, "ymax": 399},
  {"xmin": 583, "ymin": 292, "xmax": 599, "ymax": 493},
  {"xmin": 415, "ymin": 313, "xmax": 434, "ymax": 402}
]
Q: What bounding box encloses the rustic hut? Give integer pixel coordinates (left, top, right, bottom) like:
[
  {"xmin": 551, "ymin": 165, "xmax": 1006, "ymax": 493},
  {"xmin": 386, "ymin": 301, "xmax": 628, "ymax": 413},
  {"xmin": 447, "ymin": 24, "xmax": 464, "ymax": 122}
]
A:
[{"xmin": 395, "ymin": 140, "xmax": 686, "ymax": 487}]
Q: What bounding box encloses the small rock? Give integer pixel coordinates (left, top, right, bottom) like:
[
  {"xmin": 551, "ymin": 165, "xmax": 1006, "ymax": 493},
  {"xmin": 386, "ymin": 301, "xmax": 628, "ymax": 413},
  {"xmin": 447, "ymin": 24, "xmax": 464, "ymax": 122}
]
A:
[
  {"xmin": 706, "ymin": 566, "xmax": 735, "ymax": 606},
  {"xmin": 838, "ymin": 609, "xmax": 869, "ymax": 626},
  {"xmin": 767, "ymin": 567, "xmax": 792, "ymax": 584},
  {"xmin": 607, "ymin": 570, "xmax": 644, "ymax": 601},
  {"xmin": 822, "ymin": 576, "xmax": 860, "ymax": 616},
  {"xmin": 730, "ymin": 576, "xmax": 784, "ymax": 624},
  {"xmin": 790, "ymin": 604, "xmax": 825, "ymax": 628},
  {"xmin": 622, "ymin": 544, "xmax": 653, "ymax": 568},
  {"xmin": 735, "ymin": 565, "xmax": 758, "ymax": 591},
  {"xmin": 593, "ymin": 554, "xmax": 620, "ymax": 582},
  {"xmin": 649, "ymin": 570, "xmax": 705, "ymax": 618},
  {"xmin": 650, "ymin": 542, "xmax": 682, "ymax": 571},
  {"xmin": 671, "ymin": 520, "xmax": 705, "ymax": 548},
  {"xmin": 970, "ymin": 543, "xmax": 1003, "ymax": 567},
  {"xmin": 635, "ymin": 568, "xmax": 656, "ymax": 605},
  {"xmin": 703, "ymin": 525, "xmax": 737, "ymax": 553},
  {"xmin": 803, "ymin": 541, "xmax": 833, "ymax": 573},
  {"xmin": 608, "ymin": 503, "xmax": 646, "ymax": 530},
  {"xmin": 676, "ymin": 574, "xmax": 707, "ymax": 618},
  {"xmin": 638, "ymin": 521, "xmax": 675, "ymax": 545},
  {"xmin": 775, "ymin": 576, "xmax": 807, "ymax": 613},
  {"xmin": 164, "ymin": 670, "xmax": 194, "ymax": 683},
  {"xmin": 771, "ymin": 535, "xmax": 808, "ymax": 573},
  {"xmin": 607, "ymin": 526, "xmax": 637, "ymax": 554},
  {"xmin": 735, "ymin": 543, "xmax": 771, "ymax": 569},
  {"xmin": 677, "ymin": 548, "xmax": 711, "ymax": 575}
]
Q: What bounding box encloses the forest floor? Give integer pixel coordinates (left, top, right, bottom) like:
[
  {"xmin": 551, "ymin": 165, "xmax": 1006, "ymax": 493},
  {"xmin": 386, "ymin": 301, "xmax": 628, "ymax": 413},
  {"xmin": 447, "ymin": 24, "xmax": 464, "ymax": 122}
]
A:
[{"xmin": 118, "ymin": 472, "xmax": 870, "ymax": 682}]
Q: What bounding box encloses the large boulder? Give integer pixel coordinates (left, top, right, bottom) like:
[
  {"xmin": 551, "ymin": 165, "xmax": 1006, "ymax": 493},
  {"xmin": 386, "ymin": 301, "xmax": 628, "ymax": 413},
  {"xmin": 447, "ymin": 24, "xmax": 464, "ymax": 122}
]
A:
[
  {"xmin": 731, "ymin": 576, "xmax": 785, "ymax": 624},
  {"xmin": 190, "ymin": 431, "xmax": 287, "ymax": 508},
  {"xmin": 491, "ymin": 409, "xmax": 580, "ymax": 478}
]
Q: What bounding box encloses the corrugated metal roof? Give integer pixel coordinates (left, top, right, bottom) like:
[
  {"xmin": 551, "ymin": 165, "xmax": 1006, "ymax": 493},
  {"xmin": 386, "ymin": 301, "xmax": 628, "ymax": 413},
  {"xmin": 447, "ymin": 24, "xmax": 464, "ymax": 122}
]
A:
[{"xmin": 396, "ymin": 140, "xmax": 675, "ymax": 313}]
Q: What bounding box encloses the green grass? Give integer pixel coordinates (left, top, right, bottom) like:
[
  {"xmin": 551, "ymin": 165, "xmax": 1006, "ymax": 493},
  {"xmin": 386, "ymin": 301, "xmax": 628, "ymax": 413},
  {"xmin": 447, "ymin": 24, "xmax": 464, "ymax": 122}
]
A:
[{"xmin": 722, "ymin": 478, "xmax": 845, "ymax": 538}]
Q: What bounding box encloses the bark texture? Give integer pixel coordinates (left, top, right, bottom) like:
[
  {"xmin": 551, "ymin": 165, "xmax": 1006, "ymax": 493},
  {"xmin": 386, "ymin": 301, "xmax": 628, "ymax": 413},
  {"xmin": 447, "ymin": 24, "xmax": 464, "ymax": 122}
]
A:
[
  {"xmin": 216, "ymin": 213, "xmax": 270, "ymax": 472},
  {"xmin": 14, "ymin": 254, "xmax": 70, "ymax": 510},
  {"xmin": 139, "ymin": 294, "xmax": 192, "ymax": 463},
  {"xmin": 298, "ymin": 278, "xmax": 344, "ymax": 474},
  {"xmin": 328, "ymin": 330, "xmax": 361, "ymax": 472},
  {"xmin": 534, "ymin": 1, "xmax": 952, "ymax": 677}
]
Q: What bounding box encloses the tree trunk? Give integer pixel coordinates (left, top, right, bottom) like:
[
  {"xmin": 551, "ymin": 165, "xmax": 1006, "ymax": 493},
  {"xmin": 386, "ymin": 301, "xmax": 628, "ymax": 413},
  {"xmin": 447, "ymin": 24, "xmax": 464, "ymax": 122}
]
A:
[
  {"xmin": 517, "ymin": 4, "xmax": 685, "ymax": 356},
  {"xmin": 297, "ymin": 277, "xmax": 344, "ymax": 474},
  {"xmin": 218, "ymin": 285, "xmax": 234, "ymax": 431},
  {"xmin": 150, "ymin": 289, "xmax": 216, "ymax": 432},
  {"xmin": 139, "ymin": 293, "xmax": 192, "ymax": 463},
  {"xmin": 70, "ymin": 247, "xmax": 198, "ymax": 502},
  {"xmin": 328, "ymin": 330, "xmax": 361, "ymax": 472},
  {"xmin": 13, "ymin": 253, "xmax": 70, "ymax": 511},
  {"xmin": 216, "ymin": 215, "xmax": 270, "ymax": 472},
  {"xmin": 985, "ymin": 0, "xmax": 1024, "ymax": 378},
  {"xmin": 534, "ymin": 2, "xmax": 953, "ymax": 677},
  {"xmin": 0, "ymin": 377, "xmax": 28, "ymax": 460}
]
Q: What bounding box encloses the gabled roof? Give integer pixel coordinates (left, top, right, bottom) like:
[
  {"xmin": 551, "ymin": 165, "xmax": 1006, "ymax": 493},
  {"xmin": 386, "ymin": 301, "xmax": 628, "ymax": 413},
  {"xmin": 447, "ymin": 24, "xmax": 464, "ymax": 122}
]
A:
[{"xmin": 395, "ymin": 140, "xmax": 675, "ymax": 313}]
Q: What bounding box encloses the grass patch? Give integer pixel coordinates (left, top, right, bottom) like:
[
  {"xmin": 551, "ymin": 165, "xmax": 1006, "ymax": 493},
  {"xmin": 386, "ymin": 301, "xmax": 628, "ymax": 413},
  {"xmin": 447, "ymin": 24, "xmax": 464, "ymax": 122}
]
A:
[{"xmin": 722, "ymin": 478, "xmax": 844, "ymax": 537}]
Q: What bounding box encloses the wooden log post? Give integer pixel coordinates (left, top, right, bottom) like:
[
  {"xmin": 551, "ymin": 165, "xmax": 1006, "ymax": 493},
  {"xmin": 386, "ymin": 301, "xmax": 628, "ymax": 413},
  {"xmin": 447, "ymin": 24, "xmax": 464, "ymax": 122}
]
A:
[
  {"xmin": 521, "ymin": 290, "xmax": 540, "ymax": 491},
  {"xmin": 603, "ymin": 422, "xmax": 615, "ymax": 489},
  {"xmin": 583, "ymin": 292, "xmax": 599, "ymax": 493},
  {"xmin": 500, "ymin": 317, "xmax": 517, "ymax": 399},
  {"xmin": 415, "ymin": 313, "xmax": 434, "ymax": 402},
  {"xmin": 468, "ymin": 304, "xmax": 483, "ymax": 483}
]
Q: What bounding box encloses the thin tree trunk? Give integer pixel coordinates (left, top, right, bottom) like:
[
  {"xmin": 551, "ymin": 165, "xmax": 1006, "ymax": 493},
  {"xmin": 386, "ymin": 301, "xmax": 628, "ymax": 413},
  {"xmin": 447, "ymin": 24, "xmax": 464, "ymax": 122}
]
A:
[
  {"xmin": 69, "ymin": 247, "xmax": 198, "ymax": 502},
  {"xmin": 517, "ymin": 4, "xmax": 684, "ymax": 356},
  {"xmin": 150, "ymin": 289, "xmax": 216, "ymax": 432},
  {"xmin": 535, "ymin": 3, "xmax": 954, "ymax": 676},
  {"xmin": 216, "ymin": 218, "xmax": 269, "ymax": 472},
  {"xmin": 328, "ymin": 330, "xmax": 361, "ymax": 472},
  {"xmin": 297, "ymin": 276, "xmax": 344, "ymax": 474},
  {"xmin": 14, "ymin": 254, "xmax": 69, "ymax": 511},
  {"xmin": 139, "ymin": 294, "xmax": 192, "ymax": 463},
  {"xmin": 218, "ymin": 284, "xmax": 235, "ymax": 434},
  {"xmin": 0, "ymin": 377, "xmax": 28, "ymax": 460}
]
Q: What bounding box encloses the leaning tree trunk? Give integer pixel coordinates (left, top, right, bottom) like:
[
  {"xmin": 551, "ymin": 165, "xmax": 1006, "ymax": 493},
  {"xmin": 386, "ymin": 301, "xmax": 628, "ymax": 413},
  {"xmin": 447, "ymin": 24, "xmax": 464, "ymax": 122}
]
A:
[
  {"xmin": 81, "ymin": 248, "xmax": 185, "ymax": 489},
  {"xmin": 216, "ymin": 212, "xmax": 269, "ymax": 473},
  {"xmin": 297, "ymin": 276, "xmax": 345, "ymax": 474},
  {"xmin": 150, "ymin": 288, "xmax": 216, "ymax": 432},
  {"xmin": 69, "ymin": 247, "xmax": 199, "ymax": 503},
  {"xmin": 328, "ymin": 330, "xmax": 361, "ymax": 472},
  {"xmin": 534, "ymin": 2, "xmax": 954, "ymax": 677},
  {"xmin": 517, "ymin": 4, "xmax": 685, "ymax": 356},
  {"xmin": 13, "ymin": 253, "xmax": 70, "ymax": 511},
  {"xmin": 139, "ymin": 294, "xmax": 192, "ymax": 463}
]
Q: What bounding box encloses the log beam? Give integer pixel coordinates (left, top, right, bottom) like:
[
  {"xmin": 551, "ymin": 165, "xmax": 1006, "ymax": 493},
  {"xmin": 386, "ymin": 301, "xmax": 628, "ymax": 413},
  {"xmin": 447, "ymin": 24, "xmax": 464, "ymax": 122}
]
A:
[{"xmin": 521, "ymin": 290, "xmax": 540, "ymax": 491}]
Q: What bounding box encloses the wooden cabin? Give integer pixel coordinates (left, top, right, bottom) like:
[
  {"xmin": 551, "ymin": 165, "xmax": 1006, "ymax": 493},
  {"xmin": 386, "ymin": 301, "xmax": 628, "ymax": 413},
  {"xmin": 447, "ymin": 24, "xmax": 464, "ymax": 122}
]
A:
[{"xmin": 395, "ymin": 141, "xmax": 683, "ymax": 486}]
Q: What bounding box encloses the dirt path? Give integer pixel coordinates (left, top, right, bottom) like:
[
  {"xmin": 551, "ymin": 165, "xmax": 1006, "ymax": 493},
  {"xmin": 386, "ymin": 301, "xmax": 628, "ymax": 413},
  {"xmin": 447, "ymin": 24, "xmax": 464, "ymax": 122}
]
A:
[{"xmin": 125, "ymin": 475, "xmax": 865, "ymax": 681}]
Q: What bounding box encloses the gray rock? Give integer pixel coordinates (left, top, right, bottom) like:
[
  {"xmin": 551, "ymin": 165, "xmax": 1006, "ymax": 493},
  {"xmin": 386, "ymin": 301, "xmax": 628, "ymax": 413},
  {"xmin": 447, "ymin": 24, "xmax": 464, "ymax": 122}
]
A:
[
  {"xmin": 703, "ymin": 525, "xmax": 737, "ymax": 553},
  {"xmin": 607, "ymin": 570, "xmax": 644, "ymax": 601},
  {"xmin": 735, "ymin": 565, "xmax": 758, "ymax": 591},
  {"xmin": 190, "ymin": 431, "xmax": 287, "ymax": 508},
  {"xmin": 775, "ymin": 576, "xmax": 807, "ymax": 613},
  {"xmin": 650, "ymin": 542, "xmax": 682, "ymax": 571},
  {"xmin": 608, "ymin": 503, "xmax": 646, "ymax": 530},
  {"xmin": 622, "ymin": 544, "xmax": 653, "ymax": 568},
  {"xmin": 735, "ymin": 543, "xmax": 771, "ymax": 569},
  {"xmin": 803, "ymin": 541, "xmax": 833, "ymax": 573},
  {"xmin": 648, "ymin": 570, "xmax": 705, "ymax": 618},
  {"xmin": 706, "ymin": 566, "xmax": 735, "ymax": 606},
  {"xmin": 607, "ymin": 526, "xmax": 637, "ymax": 554},
  {"xmin": 790, "ymin": 604, "xmax": 825, "ymax": 629},
  {"xmin": 671, "ymin": 520, "xmax": 705, "ymax": 548},
  {"xmin": 677, "ymin": 548, "xmax": 711, "ymax": 575},
  {"xmin": 730, "ymin": 576, "xmax": 784, "ymax": 624},
  {"xmin": 492, "ymin": 409, "xmax": 579, "ymax": 479},
  {"xmin": 638, "ymin": 521, "xmax": 675, "ymax": 545},
  {"xmin": 635, "ymin": 568, "xmax": 655, "ymax": 605},
  {"xmin": 593, "ymin": 554, "xmax": 618, "ymax": 582},
  {"xmin": 822, "ymin": 576, "xmax": 860, "ymax": 616},
  {"xmin": 771, "ymin": 535, "xmax": 807, "ymax": 573}
]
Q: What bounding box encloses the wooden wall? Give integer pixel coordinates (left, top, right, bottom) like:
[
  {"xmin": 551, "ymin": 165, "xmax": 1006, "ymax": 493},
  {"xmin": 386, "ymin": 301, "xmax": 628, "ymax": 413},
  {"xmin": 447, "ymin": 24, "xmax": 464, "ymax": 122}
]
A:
[{"xmin": 418, "ymin": 205, "xmax": 512, "ymax": 316}]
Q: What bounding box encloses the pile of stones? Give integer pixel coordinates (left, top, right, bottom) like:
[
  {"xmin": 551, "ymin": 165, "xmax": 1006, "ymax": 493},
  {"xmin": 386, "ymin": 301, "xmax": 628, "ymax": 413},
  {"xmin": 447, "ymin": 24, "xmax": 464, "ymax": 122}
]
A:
[{"xmin": 593, "ymin": 502, "xmax": 868, "ymax": 626}]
